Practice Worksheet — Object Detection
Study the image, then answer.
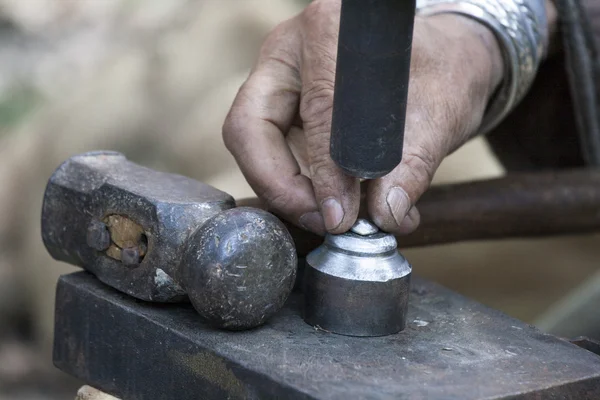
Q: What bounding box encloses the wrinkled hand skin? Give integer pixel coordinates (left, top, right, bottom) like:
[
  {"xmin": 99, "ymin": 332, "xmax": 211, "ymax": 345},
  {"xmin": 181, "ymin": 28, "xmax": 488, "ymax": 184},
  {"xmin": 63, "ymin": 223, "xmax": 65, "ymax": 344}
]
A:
[{"xmin": 223, "ymin": 0, "xmax": 504, "ymax": 236}]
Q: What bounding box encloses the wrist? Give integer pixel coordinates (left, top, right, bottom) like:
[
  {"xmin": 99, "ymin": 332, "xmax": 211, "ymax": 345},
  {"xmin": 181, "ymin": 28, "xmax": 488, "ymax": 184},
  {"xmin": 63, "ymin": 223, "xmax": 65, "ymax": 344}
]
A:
[{"xmin": 415, "ymin": 0, "xmax": 548, "ymax": 134}]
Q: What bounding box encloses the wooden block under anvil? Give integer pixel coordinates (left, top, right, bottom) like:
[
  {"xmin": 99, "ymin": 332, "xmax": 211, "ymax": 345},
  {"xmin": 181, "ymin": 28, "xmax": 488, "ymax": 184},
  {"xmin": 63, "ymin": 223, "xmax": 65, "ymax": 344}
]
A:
[{"xmin": 53, "ymin": 272, "xmax": 600, "ymax": 400}]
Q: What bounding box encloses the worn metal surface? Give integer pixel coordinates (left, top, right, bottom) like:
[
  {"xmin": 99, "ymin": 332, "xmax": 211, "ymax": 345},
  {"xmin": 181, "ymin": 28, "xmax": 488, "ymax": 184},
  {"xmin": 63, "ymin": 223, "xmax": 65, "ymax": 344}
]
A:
[
  {"xmin": 303, "ymin": 219, "xmax": 411, "ymax": 337},
  {"xmin": 55, "ymin": 272, "xmax": 600, "ymax": 400},
  {"xmin": 41, "ymin": 151, "xmax": 233, "ymax": 302},
  {"xmin": 181, "ymin": 207, "xmax": 297, "ymax": 330},
  {"xmin": 42, "ymin": 151, "xmax": 297, "ymax": 329},
  {"xmin": 330, "ymin": 0, "xmax": 416, "ymax": 178}
]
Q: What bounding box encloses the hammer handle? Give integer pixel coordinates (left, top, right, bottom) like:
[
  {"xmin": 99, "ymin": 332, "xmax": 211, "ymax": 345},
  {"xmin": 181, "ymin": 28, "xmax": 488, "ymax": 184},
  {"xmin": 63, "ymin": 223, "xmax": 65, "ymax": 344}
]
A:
[
  {"xmin": 239, "ymin": 168, "xmax": 600, "ymax": 254},
  {"xmin": 330, "ymin": 0, "xmax": 416, "ymax": 179}
]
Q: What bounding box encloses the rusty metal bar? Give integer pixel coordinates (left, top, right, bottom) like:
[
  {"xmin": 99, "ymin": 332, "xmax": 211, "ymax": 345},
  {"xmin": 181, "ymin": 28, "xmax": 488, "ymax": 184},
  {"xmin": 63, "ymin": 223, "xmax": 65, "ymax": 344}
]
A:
[
  {"xmin": 239, "ymin": 168, "xmax": 600, "ymax": 254},
  {"xmin": 403, "ymin": 168, "xmax": 600, "ymax": 247}
]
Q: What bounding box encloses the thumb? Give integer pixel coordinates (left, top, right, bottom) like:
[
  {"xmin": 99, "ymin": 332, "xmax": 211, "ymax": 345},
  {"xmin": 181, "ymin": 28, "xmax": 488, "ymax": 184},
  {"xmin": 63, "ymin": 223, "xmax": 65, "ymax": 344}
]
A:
[
  {"xmin": 366, "ymin": 94, "xmax": 446, "ymax": 234},
  {"xmin": 367, "ymin": 149, "xmax": 439, "ymax": 234}
]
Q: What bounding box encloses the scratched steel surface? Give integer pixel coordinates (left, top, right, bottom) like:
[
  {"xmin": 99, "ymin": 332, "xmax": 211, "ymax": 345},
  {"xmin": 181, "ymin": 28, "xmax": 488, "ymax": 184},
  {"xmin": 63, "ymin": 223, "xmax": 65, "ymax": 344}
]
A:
[{"xmin": 54, "ymin": 272, "xmax": 600, "ymax": 400}]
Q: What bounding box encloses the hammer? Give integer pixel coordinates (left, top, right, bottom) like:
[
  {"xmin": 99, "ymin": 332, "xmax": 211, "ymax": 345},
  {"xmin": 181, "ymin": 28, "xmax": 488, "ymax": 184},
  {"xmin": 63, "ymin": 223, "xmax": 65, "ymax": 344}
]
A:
[
  {"xmin": 42, "ymin": 151, "xmax": 297, "ymax": 331},
  {"xmin": 303, "ymin": 0, "xmax": 417, "ymax": 336}
]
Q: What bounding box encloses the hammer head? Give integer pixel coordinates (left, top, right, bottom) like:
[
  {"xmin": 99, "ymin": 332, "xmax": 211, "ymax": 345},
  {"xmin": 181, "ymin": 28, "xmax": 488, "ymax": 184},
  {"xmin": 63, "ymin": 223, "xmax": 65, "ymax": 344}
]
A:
[
  {"xmin": 182, "ymin": 207, "xmax": 297, "ymax": 330},
  {"xmin": 42, "ymin": 151, "xmax": 297, "ymax": 330}
]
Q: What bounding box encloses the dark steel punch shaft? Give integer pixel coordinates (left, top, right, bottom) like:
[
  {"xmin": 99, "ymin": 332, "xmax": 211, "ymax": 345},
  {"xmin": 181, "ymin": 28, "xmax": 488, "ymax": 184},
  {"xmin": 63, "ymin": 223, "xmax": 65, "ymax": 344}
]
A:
[{"xmin": 330, "ymin": 0, "xmax": 417, "ymax": 179}]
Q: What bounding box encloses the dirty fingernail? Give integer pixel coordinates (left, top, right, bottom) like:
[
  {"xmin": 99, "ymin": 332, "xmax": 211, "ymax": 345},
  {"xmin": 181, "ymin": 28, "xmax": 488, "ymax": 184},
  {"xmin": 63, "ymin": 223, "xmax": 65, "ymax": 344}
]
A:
[
  {"xmin": 397, "ymin": 206, "xmax": 420, "ymax": 234},
  {"xmin": 386, "ymin": 186, "xmax": 411, "ymax": 227},
  {"xmin": 321, "ymin": 197, "xmax": 344, "ymax": 231},
  {"xmin": 299, "ymin": 211, "xmax": 326, "ymax": 236}
]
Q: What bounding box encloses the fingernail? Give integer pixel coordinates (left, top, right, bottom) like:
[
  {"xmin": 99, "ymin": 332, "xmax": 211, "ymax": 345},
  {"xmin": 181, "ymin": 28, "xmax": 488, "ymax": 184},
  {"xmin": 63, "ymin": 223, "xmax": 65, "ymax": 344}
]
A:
[
  {"xmin": 397, "ymin": 206, "xmax": 420, "ymax": 234},
  {"xmin": 299, "ymin": 211, "xmax": 326, "ymax": 235},
  {"xmin": 386, "ymin": 187, "xmax": 411, "ymax": 227},
  {"xmin": 321, "ymin": 197, "xmax": 344, "ymax": 231}
]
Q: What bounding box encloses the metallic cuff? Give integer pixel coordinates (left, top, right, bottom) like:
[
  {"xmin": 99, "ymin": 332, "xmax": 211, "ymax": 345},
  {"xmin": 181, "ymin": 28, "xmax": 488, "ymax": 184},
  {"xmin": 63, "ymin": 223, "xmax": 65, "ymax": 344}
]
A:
[{"xmin": 416, "ymin": 0, "xmax": 548, "ymax": 134}]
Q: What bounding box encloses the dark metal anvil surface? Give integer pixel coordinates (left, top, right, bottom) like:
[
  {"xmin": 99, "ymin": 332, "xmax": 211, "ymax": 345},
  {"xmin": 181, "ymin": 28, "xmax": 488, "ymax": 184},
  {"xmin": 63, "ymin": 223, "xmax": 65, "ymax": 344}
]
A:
[{"xmin": 54, "ymin": 272, "xmax": 600, "ymax": 400}]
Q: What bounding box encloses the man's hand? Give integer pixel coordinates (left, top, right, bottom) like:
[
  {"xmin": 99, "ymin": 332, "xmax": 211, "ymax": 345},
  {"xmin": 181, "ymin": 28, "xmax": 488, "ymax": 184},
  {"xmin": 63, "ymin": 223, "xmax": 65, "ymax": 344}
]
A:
[{"xmin": 222, "ymin": 0, "xmax": 503, "ymax": 235}]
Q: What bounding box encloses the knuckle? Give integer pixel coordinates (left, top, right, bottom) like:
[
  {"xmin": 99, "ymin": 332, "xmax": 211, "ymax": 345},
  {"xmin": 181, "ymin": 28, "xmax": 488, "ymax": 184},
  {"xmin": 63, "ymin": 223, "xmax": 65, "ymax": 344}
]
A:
[
  {"xmin": 308, "ymin": 154, "xmax": 335, "ymax": 184},
  {"xmin": 300, "ymin": 80, "xmax": 334, "ymax": 128},
  {"xmin": 303, "ymin": 0, "xmax": 340, "ymax": 25},
  {"xmin": 261, "ymin": 26, "xmax": 283, "ymax": 56},
  {"xmin": 259, "ymin": 185, "xmax": 293, "ymax": 214},
  {"xmin": 222, "ymin": 79, "xmax": 257, "ymax": 152},
  {"xmin": 305, "ymin": 128, "xmax": 335, "ymax": 183},
  {"xmin": 221, "ymin": 116, "xmax": 237, "ymax": 152},
  {"xmin": 303, "ymin": 0, "xmax": 322, "ymax": 23},
  {"xmin": 221, "ymin": 107, "xmax": 243, "ymax": 152},
  {"xmin": 260, "ymin": 22, "xmax": 299, "ymax": 68},
  {"xmin": 308, "ymin": 44, "xmax": 337, "ymax": 71},
  {"xmin": 265, "ymin": 21, "xmax": 289, "ymax": 44},
  {"xmin": 402, "ymin": 146, "xmax": 438, "ymax": 187},
  {"xmin": 300, "ymin": 0, "xmax": 339, "ymax": 69}
]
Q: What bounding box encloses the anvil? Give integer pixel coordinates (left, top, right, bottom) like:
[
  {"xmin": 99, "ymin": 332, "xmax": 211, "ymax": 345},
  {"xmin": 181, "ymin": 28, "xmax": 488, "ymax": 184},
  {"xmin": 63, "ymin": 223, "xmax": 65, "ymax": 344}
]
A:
[{"xmin": 54, "ymin": 271, "xmax": 600, "ymax": 400}]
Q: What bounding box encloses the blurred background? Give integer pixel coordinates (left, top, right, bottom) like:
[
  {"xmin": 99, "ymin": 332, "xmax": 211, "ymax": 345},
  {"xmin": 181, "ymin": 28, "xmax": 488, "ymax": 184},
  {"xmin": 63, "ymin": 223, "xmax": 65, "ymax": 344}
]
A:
[{"xmin": 0, "ymin": 1, "xmax": 598, "ymax": 399}]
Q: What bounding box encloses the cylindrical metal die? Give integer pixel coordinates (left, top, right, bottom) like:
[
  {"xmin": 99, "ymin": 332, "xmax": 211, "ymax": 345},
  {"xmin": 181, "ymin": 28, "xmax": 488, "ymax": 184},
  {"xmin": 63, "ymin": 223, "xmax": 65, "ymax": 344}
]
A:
[{"xmin": 302, "ymin": 220, "xmax": 412, "ymax": 337}]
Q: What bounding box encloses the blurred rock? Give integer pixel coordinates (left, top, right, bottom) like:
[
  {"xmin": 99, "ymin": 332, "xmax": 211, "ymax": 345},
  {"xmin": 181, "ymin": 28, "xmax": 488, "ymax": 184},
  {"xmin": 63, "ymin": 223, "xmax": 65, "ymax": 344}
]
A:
[{"xmin": 0, "ymin": 339, "xmax": 80, "ymax": 400}]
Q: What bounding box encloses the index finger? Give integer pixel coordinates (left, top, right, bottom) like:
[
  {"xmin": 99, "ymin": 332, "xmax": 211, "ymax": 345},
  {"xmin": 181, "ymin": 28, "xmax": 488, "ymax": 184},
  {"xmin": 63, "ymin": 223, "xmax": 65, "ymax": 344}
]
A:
[{"xmin": 223, "ymin": 53, "xmax": 326, "ymax": 235}]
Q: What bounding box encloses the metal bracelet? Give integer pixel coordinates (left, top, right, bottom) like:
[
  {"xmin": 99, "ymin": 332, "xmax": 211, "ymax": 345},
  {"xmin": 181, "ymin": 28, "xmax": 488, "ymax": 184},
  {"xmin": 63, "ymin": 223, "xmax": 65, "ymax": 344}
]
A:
[{"xmin": 416, "ymin": 0, "xmax": 548, "ymax": 134}]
